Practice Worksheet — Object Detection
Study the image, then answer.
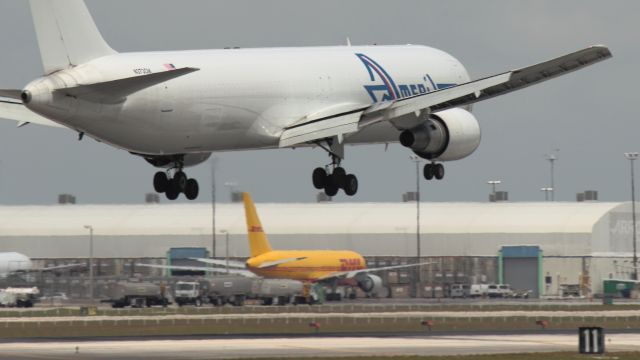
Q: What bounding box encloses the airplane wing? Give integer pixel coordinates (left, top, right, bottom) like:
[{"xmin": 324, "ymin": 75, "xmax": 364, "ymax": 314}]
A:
[
  {"xmin": 279, "ymin": 45, "xmax": 612, "ymax": 147},
  {"xmin": 256, "ymin": 257, "xmax": 307, "ymax": 269},
  {"xmin": 0, "ymin": 98, "xmax": 65, "ymax": 128},
  {"xmin": 36, "ymin": 263, "xmax": 84, "ymax": 272},
  {"xmin": 316, "ymin": 261, "xmax": 433, "ymax": 281},
  {"xmin": 136, "ymin": 263, "xmax": 257, "ymax": 277},
  {"xmin": 190, "ymin": 257, "xmax": 247, "ymax": 269}
]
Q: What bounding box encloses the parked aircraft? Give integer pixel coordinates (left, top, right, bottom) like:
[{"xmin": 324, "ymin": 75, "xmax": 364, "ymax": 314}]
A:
[
  {"xmin": 193, "ymin": 193, "xmax": 431, "ymax": 298},
  {"xmin": 0, "ymin": 1, "xmax": 611, "ymax": 199},
  {"xmin": 0, "ymin": 252, "xmax": 81, "ymax": 278}
]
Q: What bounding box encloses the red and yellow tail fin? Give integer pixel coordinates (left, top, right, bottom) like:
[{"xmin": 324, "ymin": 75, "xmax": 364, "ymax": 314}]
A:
[{"xmin": 243, "ymin": 192, "xmax": 273, "ymax": 257}]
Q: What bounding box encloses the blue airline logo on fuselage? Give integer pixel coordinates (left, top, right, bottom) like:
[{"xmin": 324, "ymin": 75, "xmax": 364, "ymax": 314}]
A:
[{"xmin": 356, "ymin": 53, "xmax": 455, "ymax": 103}]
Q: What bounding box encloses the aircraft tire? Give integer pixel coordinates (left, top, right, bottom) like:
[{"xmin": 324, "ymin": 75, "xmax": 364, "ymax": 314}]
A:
[
  {"xmin": 174, "ymin": 171, "xmax": 188, "ymax": 191},
  {"xmin": 185, "ymin": 179, "xmax": 199, "ymax": 200},
  {"xmin": 153, "ymin": 172, "xmax": 168, "ymax": 193},
  {"xmin": 423, "ymin": 164, "xmax": 435, "ymax": 180},
  {"xmin": 324, "ymin": 181, "xmax": 338, "ymax": 197},
  {"xmin": 166, "ymin": 179, "xmax": 180, "ymax": 200},
  {"xmin": 312, "ymin": 167, "xmax": 327, "ymax": 189},
  {"xmin": 344, "ymin": 174, "xmax": 358, "ymax": 196},
  {"xmin": 434, "ymin": 163, "xmax": 445, "ymax": 180},
  {"xmin": 332, "ymin": 167, "xmax": 347, "ymax": 188}
]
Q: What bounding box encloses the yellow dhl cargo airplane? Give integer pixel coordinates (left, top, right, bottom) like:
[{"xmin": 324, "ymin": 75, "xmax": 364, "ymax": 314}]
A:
[{"xmin": 192, "ymin": 192, "xmax": 430, "ymax": 296}]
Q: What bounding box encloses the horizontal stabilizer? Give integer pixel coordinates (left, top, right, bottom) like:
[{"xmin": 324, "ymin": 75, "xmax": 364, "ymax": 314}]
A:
[
  {"xmin": 55, "ymin": 67, "xmax": 199, "ymax": 103},
  {"xmin": 0, "ymin": 99, "xmax": 64, "ymax": 128},
  {"xmin": 0, "ymin": 89, "xmax": 21, "ymax": 100}
]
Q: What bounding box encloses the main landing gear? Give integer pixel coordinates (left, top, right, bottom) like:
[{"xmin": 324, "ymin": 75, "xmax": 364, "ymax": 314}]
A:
[
  {"xmin": 312, "ymin": 139, "xmax": 358, "ymax": 197},
  {"xmin": 312, "ymin": 166, "xmax": 358, "ymax": 196},
  {"xmin": 153, "ymin": 168, "xmax": 199, "ymax": 201},
  {"xmin": 423, "ymin": 162, "xmax": 445, "ymax": 181}
]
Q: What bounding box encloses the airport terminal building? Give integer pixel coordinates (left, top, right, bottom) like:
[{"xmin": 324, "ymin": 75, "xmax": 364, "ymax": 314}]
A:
[{"xmin": 0, "ymin": 201, "xmax": 636, "ymax": 297}]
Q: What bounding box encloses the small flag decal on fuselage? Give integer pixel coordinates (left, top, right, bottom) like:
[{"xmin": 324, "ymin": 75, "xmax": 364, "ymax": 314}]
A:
[{"xmin": 163, "ymin": 63, "xmax": 176, "ymax": 71}]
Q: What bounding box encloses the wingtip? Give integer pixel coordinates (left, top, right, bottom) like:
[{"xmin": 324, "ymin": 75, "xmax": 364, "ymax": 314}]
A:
[{"xmin": 590, "ymin": 44, "xmax": 613, "ymax": 57}]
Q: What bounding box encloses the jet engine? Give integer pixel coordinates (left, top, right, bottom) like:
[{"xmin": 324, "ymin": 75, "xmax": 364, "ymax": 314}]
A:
[
  {"xmin": 356, "ymin": 274, "xmax": 384, "ymax": 296},
  {"xmin": 399, "ymin": 108, "xmax": 481, "ymax": 161},
  {"xmin": 143, "ymin": 153, "xmax": 212, "ymax": 168}
]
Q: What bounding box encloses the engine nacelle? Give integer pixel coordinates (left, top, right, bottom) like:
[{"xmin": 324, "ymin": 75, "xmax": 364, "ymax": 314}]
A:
[
  {"xmin": 143, "ymin": 153, "xmax": 212, "ymax": 168},
  {"xmin": 399, "ymin": 108, "xmax": 481, "ymax": 161},
  {"xmin": 356, "ymin": 274, "xmax": 384, "ymax": 295}
]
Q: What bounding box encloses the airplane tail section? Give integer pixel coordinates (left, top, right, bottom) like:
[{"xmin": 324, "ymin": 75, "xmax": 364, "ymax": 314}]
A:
[
  {"xmin": 243, "ymin": 192, "xmax": 273, "ymax": 257},
  {"xmin": 28, "ymin": 0, "xmax": 116, "ymax": 74}
]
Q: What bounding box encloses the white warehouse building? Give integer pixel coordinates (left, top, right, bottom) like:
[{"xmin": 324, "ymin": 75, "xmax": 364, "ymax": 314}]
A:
[{"xmin": 0, "ymin": 201, "xmax": 636, "ymax": 297}]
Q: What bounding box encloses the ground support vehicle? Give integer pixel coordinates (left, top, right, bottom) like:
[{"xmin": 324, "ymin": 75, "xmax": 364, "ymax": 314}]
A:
[
  {"xmin": 174, "ymin": 281, "xmax": 207, "ymax": 307},
  {"xmin": 102, "ymin": 282, "xmax": 169, "ymax": 308},
  {"xmin": 0, "ymin": 287, "xmax": 39, "ymax": 307},
  {"xmin": 252, "ymin": 278, "xmax": 304, "ymax": 305},
  {"xmin": 206, "ymin": 276, "xmax": 254, "ymax": 306}
]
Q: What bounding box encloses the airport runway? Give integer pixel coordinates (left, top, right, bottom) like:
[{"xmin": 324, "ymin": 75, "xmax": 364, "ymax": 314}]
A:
[{"xmin": 0, "ymin": 332, "xmax": 639, "ymax": 359}]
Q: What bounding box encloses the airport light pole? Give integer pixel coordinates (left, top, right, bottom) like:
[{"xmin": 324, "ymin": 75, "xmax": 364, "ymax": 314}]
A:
[
  {"xmin": 487, "ymin": 180, "xmax": 501, "ymax": 201},
  {"xmin": 220, "ymin": 229, "xmax": 230, "ymax": 274},
  {"xmin": 546, "ymin": 151, "xmax": 559, "ymax": 201},
  {"xmin": 625, "ymin": 152, "xmax": 639, "ymax": 280},
  {"xmin": 410, "ymin": 155, "xmax": 422, "ymax": 297},
  {"xmin": 540, "ymin": 187, "xmax": 554, "ymax": 201},
  {"xmin": 83, "ymin": 225, "xmax": 94, "ymax": 300},
  {"xmin": 210, "ymin": 158, "xmax": 217, "ymax": 259}
]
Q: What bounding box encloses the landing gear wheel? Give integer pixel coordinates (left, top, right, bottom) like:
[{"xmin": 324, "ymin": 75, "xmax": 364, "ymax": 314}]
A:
[
  {"xmin": 324, "ymin": 182, "xmax": 338, "ymax": 197},
  {"xmin": 184, "ymin": 179, "xmax": 199, "ymax": 200},
  {"xmin": 434, "ymin": 163, "xmax": 445, "ymax": 180},
  {"xmin": 423, "ymin": 164, "xmax": 434, "ymax": 180},
  {"xmin": 344, "ymin": 174, "xmax": 358, "ymax": 196},
  {"xmin": 312, "ymin": 167, "xmax": 327, "ymax": 189},
  {"xmin": 153, "ymin": 172, "xmax": 169, "ymax": 193},
  {"xmin": 174, "ymin": 171, "xmax": 188, "ymax": 191},
  {"xmin": 165, "ymin": 179, "xmax": 180, "ymax": 200},
  {"xmin": 332, "ymin": 167, "xmax": 347, "ymax": 188}
]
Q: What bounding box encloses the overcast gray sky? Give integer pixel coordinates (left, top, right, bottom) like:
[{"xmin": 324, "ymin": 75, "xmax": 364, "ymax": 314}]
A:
[{"xmin": 0, "ymin": 0, "xmax": 636, "ymax": 205}]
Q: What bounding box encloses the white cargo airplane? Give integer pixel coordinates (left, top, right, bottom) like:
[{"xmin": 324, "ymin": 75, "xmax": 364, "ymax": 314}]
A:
[
  {"xmin": 0, "ymin": 252, "xmax": 81, "ymax": 278},
  {"xmin": 0, "ymin": 1, "xmax": 611, "ymax": 200}
]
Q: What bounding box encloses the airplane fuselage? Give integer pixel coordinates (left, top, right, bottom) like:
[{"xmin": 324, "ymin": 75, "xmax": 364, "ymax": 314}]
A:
[
  {"xmin": 0, "ymin": 252, "xmax": 33, "ymax": 277},
  {"xmin": 246, "ymin": 250, "xmax": 366, "ymax": 282},
  {"xmin": 24, "ymin": 45, "xmax": 469, "ymax": 156}
]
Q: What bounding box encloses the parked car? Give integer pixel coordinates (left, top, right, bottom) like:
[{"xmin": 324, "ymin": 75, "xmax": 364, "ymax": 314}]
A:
[
  {"xmin": 469, "ymin": 284, "xmax": 489, "ymax": 298},
  {"xmin": 498, "ymin": 284, "xmax": 513, "ymax": 298},
  {"xmin": 487, "ymin": 284, "xmax": 501, "ymax": 298},
  {"xmin": 450, "ymin": 284, "xmax": 470, "ymax": 298}
]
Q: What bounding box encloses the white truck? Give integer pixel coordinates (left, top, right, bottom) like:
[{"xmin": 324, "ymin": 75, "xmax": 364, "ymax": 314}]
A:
[
  {"xmin": 174, "ymin": 281, "xmax": 206, "ymax": 307},
  {"xmin": 469, "ymin": 284, "xmax": 489, "ymax": 298},
  {"xmin": 0, "ymin": 287, "xmax": 40, "ymax": 307}
]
